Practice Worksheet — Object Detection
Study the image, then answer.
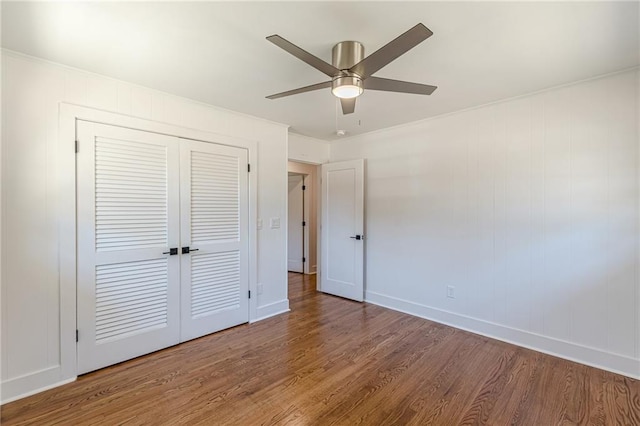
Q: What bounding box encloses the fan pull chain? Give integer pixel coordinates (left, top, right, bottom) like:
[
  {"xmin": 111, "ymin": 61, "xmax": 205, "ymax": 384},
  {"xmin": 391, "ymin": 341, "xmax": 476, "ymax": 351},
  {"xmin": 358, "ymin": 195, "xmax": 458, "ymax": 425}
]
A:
[{"xmin": 335, "ymin": 98, "xmax": 339, "ymax": 135}]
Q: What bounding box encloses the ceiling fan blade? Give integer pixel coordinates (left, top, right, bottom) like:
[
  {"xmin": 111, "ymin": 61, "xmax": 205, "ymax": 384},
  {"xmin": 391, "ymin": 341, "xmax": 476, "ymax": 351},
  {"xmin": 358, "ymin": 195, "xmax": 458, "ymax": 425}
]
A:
[
  {"xmin": 267, "ymin": 35, "xmax": 341, "ymax": 77},
  {"xmin": 364, "ymin": 77, "xmax": 437, "ymax": 95},
  {"xmin": 340, "ymin": 98, "xmax": 356, "ymax": 114},
  {"xmin": 266, "ymin": 81, "xmax": 332, "ymax": 100},
  {"xmin": 350, "ymin": 23, "xmax": 433, "ymax": 78}
]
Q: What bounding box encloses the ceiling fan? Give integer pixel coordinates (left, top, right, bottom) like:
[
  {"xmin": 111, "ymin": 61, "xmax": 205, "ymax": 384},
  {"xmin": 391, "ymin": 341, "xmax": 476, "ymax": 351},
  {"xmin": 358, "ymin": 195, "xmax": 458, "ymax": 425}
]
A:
[{"xmin": 266, "ymin": 23, "xmax": 437, "ymax": 115}]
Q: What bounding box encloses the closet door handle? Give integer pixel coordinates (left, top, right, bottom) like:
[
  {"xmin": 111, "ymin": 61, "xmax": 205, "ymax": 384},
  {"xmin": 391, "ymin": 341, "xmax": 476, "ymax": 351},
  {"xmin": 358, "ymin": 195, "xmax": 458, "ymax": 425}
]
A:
[
  {"xmin": 163, "ymin": 248, "xmax": 178, "ymax": 255},
  {"xmin": 182, "ymin": 247, "xmax": 199, "ymax": 254}
]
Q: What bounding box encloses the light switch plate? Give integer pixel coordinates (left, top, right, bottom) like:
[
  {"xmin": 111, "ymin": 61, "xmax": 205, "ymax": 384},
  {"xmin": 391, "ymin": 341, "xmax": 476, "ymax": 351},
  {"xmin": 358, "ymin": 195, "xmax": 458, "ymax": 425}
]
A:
[
  {"xmin": 257, "ymin": 218, "xmax": 263, "ymax": 230},
  {"xmin": 447, "ymin": 286, "xmax": 455, "ymax": 299},
  {"xmin": 270, "ymin": 217, "xmax": 280, "ymax": 229}
]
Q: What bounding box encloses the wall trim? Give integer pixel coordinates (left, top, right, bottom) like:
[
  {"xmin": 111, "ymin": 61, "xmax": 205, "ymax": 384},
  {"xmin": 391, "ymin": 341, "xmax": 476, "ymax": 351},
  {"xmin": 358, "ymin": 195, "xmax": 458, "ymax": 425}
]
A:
[
  {"xmin": 253, "ymin": 299, "xmax": 290, "ymax": 323},
  {"xmin": 1, "ymin": 367, "xmax": 76, "ymax": 405},
  {"xmin": 366, "ymin": 290, "xmax": 640, "ymax": 380}
]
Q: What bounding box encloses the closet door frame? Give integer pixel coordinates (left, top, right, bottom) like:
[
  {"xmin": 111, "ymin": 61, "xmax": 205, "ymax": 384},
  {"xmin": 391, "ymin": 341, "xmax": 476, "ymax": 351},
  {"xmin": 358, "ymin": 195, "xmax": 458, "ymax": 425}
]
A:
[{"xmin": 59, "ymin": 104, "xmax": 263, "ymax": 382}]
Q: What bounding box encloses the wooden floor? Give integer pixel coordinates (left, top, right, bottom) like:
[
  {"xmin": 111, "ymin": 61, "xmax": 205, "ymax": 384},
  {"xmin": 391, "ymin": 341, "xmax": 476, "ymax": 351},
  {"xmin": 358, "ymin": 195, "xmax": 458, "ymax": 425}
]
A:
[{"xmin": 3, "ymin": 273, "xmax": 639, "ymax": 425}]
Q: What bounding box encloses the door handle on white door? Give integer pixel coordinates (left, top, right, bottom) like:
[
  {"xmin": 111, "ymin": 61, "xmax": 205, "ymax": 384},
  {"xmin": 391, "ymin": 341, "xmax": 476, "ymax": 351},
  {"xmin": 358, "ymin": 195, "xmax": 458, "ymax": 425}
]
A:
[
  {"xmin": 349, "ymin": 235, "xmax": 363, "ymax": 240},
  {"xmin": 181, "ymin": 247, "xmax": 199, "ymax": 254},
  {"xmin": 163, "ymin": 248, "xmax": 178, "ymax": 255}
]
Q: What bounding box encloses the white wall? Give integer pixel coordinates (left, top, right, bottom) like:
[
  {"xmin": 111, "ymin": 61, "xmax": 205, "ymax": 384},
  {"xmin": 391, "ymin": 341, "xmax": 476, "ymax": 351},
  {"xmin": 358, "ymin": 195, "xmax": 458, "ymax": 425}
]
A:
[
  {"xmin": 330, "ymin": 69, "xmax": 640, "ymax": 378},
  {"xmin": 0, "ymin": 50, "xmax": 289, "ymax": 401},
  {"xmin": 288, "ymin": 133, "xmax": 329, "ymax": 165}
]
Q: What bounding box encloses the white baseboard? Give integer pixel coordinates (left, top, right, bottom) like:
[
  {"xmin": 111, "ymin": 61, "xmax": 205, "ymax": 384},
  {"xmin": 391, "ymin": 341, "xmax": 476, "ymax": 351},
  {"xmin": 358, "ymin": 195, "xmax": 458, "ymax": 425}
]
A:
[
  {"xmin": 1, "ymin": 366, "xmax": 76, "ymax": 404},
  {"xmin": 252, "ymin": 299, "xmax": 290, "ymax": 322},
  {"xmin": 365, "ymin": 290, "xmax": 640, "ymax": 380}
]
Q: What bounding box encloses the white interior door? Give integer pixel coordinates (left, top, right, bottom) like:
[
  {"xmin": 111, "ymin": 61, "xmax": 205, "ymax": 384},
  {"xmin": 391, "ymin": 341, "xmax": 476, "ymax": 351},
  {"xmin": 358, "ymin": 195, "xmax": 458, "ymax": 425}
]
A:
[
  {"xmin": 179, "ymin": 139, "xmax": 249, "ymax": 342},
  {"xmin": 77, "ymin": 121, "xmax": 181, "ymax": 374},
  {"xmin": 288, "ymin": 174, "xmax": 304, "ymax": 273},
  {"xmin": 320, "ymin": 159, "xmax": 365, "ymax": 301}
]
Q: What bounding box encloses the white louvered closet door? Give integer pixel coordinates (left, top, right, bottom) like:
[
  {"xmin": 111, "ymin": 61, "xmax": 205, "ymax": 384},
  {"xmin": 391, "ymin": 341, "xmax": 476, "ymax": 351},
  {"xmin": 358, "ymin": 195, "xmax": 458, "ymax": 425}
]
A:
[
  {"xmin": 77, "ymin": 121, "xmax": 181, "ymax": 374},
  {"xmin": 179, "ymin": 139, "xmax": 249, "ymax": 342}
]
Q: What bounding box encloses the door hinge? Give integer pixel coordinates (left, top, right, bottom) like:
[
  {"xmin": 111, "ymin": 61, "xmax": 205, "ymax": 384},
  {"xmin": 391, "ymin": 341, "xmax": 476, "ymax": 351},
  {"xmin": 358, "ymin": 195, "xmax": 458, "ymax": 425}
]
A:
[
  {"xmin": 302, "ymin": 221, "xmax": 306, "ymax": 227},
  {"xmin": 303, "ymin": 257, "xmax": 306, "ymax": 263},
  {"xmin": 247, "ymin": 164, "xmax": 251, "ymax": 173},
  {"xmin": 75, "ymin": 140, "xmax": 79, "ymax": 153},
  {"xmin": 76, "ymin": 329, "xmax": 79, "ymax": 342},
  {"xmin": 248, "ymin": 290, "xmax": 251, "ymax": 299},
  {"xmin": 302, "ymin": 185, "xmax": 306, "ymax": 191}
]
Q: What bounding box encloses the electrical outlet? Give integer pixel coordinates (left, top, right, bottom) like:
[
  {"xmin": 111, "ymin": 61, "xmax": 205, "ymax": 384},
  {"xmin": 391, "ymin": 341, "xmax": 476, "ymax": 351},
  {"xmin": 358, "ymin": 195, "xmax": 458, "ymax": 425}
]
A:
[
  {"xmin": 447, "ymin": 286, "xmax": 455, "ymax": 299},
  {"xmin": 257, "ymin": 283, "xmax": 264, "ymax": 295}
]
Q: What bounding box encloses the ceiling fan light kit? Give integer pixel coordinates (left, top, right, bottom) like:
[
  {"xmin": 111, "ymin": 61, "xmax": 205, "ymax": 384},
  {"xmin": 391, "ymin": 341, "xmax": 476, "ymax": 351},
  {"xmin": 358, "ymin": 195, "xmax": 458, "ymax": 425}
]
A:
[
  {"xmin": 332, "ymin": 76, "xmax": 363, "ymax": 99},
  {"xmin": 266, "ymin": 23, "xmax": 437, "ymax": 114}
]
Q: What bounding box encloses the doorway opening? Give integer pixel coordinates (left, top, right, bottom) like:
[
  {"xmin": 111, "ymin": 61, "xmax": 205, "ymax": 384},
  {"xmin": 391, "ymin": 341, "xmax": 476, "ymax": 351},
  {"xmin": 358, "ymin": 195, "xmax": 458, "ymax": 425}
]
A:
[
  {"xmin": 287, "ymin": 161, "xmax": 320, "ymax": 275},
  {"xmin": 288, "ymin": 173, "xmax": 305, "ymax": 273}
]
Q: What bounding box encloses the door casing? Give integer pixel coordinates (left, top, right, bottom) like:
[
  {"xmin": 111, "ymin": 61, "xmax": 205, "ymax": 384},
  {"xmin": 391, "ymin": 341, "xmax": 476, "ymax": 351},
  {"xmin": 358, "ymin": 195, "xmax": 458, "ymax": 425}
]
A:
[{"xmin": 59, "ymin": 104, "xmax": 260, "ymax": 380}]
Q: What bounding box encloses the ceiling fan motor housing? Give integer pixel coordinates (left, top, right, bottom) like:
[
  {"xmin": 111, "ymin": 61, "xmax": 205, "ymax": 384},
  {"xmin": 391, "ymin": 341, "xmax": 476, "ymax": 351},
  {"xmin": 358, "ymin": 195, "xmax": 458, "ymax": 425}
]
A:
[
  {"xmin": 332, "ymin": 41, "xmax": 364, "ymax": 70},
  {"xmin": 332, "ymin": 41, "xmax": 365, "ymax": 98}
]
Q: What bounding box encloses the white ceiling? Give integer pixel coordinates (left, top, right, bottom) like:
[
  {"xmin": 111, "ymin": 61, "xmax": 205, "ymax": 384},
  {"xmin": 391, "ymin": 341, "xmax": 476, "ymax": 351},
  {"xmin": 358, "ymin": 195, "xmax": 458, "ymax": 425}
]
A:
[{"xmin": 2, "ymin": 1, "xmax": 638, "ymax": 141}]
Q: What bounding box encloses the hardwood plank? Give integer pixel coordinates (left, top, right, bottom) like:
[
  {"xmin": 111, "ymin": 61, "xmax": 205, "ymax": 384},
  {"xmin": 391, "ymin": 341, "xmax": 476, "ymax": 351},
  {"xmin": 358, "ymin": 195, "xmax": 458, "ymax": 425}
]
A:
[{"xmin": 2, "ymin": 272, "xmax": 638, "ymax": 425}]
